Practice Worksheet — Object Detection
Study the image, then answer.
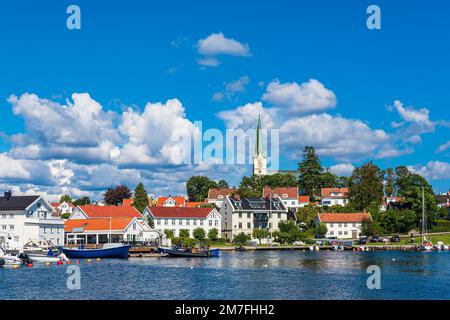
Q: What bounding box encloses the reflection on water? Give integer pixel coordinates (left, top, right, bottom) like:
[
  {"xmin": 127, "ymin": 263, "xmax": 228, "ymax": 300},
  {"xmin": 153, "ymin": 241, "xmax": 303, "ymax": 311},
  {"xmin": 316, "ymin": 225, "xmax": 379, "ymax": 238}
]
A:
[{"xmin": 1, "ymin": 251, "xmax": 449, "ymax": 300}]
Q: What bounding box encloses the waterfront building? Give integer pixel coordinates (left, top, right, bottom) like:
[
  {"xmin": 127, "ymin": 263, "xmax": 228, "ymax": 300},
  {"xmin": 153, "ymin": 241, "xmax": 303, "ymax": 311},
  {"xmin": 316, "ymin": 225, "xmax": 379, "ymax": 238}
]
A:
[
  {"xmin": 145, "ymin": 206, "xmax": 221, "ymax": 238},
  {"xmin": 320, "ymin": 188, "xmax": 349, "ymax": 206},
  {"xmin": 262, "ymin": 186, "xmax": 310, "ymax": 209},
  {"xmin": 220, "ymin": 195, "xmax": 288, "ymax": 241},
  {"xmin": 64, "ymin": 205, "xmax": 157, "ymax": 244},
  {"xmin": 315, "ymin": 212, "xmax": 372, "ymax": 239},
  {"xmin": 50, "ymin": 201, "xmax": 75, "ymax": 216},
  {"xmin": 0, "ymin": 191, "xmax": 64, "ymax": 248},
  {"xmin": 207, "ymin": 188, "xmax": 238, "ymax": 208}
]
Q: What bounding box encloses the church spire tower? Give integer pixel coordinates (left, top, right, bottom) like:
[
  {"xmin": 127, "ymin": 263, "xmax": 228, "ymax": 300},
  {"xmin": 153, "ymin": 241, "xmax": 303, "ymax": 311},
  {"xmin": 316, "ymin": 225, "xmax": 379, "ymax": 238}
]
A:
[{"xmin": 253, "ymin": 113, "xmax": 268, "ymax": 176}]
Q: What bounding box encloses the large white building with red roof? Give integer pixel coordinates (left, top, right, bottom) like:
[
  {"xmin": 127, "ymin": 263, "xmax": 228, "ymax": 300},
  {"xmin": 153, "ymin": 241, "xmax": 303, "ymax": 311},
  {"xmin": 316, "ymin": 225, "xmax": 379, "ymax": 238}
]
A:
[
  {"xmin": 315, "ymin": 212, "xmax": 372, "ymax": 239},
  {"xmin": 144, "ymin": 206, "xmax": 221, "ymax": 238},
  {"xmin": 64, "ymin": 205, "xmax": 158, "ymax": 245}
]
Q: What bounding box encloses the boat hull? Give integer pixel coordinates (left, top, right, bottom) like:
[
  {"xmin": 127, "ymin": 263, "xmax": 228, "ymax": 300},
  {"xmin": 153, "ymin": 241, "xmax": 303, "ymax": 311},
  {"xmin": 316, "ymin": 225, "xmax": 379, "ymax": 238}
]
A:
[
  {"xmin": 28, "ymin": 254, "xmax": 62, "ymax": 263},
  {"xmin": 162, "ymin": 248, "xmax": 219, "ymax": 258},
  {"xmin": 62, "ymin": 245, "xmax": 130, "ymax": 259}
]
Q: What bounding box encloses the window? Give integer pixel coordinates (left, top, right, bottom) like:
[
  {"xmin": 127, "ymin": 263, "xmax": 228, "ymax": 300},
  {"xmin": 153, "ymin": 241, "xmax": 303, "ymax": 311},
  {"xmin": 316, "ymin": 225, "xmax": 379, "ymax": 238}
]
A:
[
  {"xmin": 269, "ymin": 222, "xmax": 273, "ymax": 228},
  {"xmin": 1, "ymin": 214, "xmax": 6, "ymax": 219},
  {"xmin": 238, "ymin": 213, "xmax": 242, "ymax": 218},
  {"xmin": 157, "ymin": 219, "xmax": 161, "ymax": 225},
  {"xmin": 330, "ymin": 223, "xmax": 333, "ymax": 228},
  {"xmin": 218, "ymin": 195, "xmax": 223, "ymax": 199},
  {"xmin": 353, "ymin": 223, "xmax": 356, "ymax": 227},
  {"xmin": 338, "ymin": 223, "xmax": 342, "ymax": 227},
  {"xmin": 133, "ymin": 223, "xmax": 136, "ymax": 231},
  {"xmin": 164, "ymin": 219, "xmax": 168, "ymax": 225},
  {"xmin": 187, "ymin": 220, "xmax": 190, "ymax": 226},
  {"xmin": 9, "ymin": 214, "xmax": 13, "ymax": 219},
  {"xmin": 193, "ymin": 220, "xmax": 197, "ymax": 226},
  {"xmin": 180, "ymin": 220, "xmax": 183, "ymax": 226},
  {"xmin": 200, "ymin": 220, "xmax": 204, "ymax": 226},
  {"xmin": 278, "ymin": 213, "xmax": 281, "ymax": 219},
  {"xmin": 291, "ymin": 201, "xmax": 295, "ymax": 205},
  {"xmin": 238, "ymin": 223, "xmax": 242, "ymax": 229},
  {"xmin": 209, "ymin": 220, "xmax": 213, "ymax": 226},
  {"xmin": 247, "ymin": 222, "xmax": 251, "ymax": 228},
  {"xmin": 215, "ymin": 220, "xmax": 219, "ymax": 227},
  {"xmin": 338, "ymin": 231, "xmax": 342, "ymax": 235},
  {"xmin": 1, "ymin": 225, "xmax": 6, "ymax": 230},
  {"xmin": 330, "ymin": 231, "xmax": 334, "ymax": 235},
  {"xmin": 172, "ymin": 219, "xmax": 176, "ymax": 225},
  {"xmin": 247, "ymin": 213, "xmax": 250, "ymax": 218},
  {"xmin": 344, "ymin": 223, "xmax": 347, "ymax": 228}
]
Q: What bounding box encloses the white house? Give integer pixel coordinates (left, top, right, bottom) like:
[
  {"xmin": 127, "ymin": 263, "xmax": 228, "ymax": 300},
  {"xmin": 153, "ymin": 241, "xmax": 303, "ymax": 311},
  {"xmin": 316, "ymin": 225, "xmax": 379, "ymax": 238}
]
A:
[
  {"xmin": 220, "ymin": 195, "xmax": 288, "ymax": 241},
  {"xmin": 321, "ymin": 188, "xmax": 349, "ymax": 206},
  {"xmin": 65, "ymin": 205, "xmax": 157, "ymax": 244},
  {"xmin": 262, "ymin": 186, "xmax": 309, "ymax": 210},
  {"xmin": 315, "ymin": 212, "xmax": 372, "ymax": 239},
  {"xmin": 207, "ymin": 188, "xmax": 238, "ymax": 208},
  {"xmin": 145, "ymin": 206, "xmax": 221, "ymax": 238},
  {"xmin": 0, "ymin": 191, "xmax": 64, "ymax": 248},
  {"xmin": 51, "ymin": 201, "xmax": 75, "ymax": 216}
]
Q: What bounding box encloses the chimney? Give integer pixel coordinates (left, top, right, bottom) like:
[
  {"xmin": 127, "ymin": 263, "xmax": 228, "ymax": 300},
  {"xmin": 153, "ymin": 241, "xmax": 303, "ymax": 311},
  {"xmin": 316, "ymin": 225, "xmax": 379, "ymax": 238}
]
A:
[{"xmin": 4, "ymin": 190, "xmax": 12, "ymax": 201}]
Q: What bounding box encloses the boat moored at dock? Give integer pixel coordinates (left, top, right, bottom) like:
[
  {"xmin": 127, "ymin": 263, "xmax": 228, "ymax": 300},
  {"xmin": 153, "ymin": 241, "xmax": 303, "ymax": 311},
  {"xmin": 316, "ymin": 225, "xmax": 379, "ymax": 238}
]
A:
[{"xmin": 62, "ymin": 243, "xmax": 130, "ymax": 259}]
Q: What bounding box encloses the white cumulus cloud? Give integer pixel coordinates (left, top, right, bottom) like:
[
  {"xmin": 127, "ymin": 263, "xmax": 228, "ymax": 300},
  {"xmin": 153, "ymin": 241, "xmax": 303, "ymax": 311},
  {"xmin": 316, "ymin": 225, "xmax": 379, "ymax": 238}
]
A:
[{"xmin": 197, "ymin": 32, "xmax": 250, "ymax": 67}]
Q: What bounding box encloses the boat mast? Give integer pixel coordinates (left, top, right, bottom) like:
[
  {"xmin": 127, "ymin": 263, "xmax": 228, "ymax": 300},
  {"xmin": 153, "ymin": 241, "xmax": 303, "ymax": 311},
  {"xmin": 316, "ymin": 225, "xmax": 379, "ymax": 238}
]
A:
[{"xmin": 422, "ymin": 187, "xmax": 426, "ymax": 243}]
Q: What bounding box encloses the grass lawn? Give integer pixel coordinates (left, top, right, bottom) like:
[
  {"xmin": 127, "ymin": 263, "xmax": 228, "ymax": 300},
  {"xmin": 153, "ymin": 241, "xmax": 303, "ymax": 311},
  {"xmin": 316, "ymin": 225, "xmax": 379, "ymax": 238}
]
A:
[{"xmin": 413, "ymin": 234, "xmax": 450, "ymax": 244}]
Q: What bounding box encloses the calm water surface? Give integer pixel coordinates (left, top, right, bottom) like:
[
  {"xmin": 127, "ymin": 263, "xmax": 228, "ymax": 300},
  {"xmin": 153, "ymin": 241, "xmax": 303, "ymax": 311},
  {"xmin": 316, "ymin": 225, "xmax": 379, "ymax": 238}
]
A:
[{"xmin": 1, "ymin": 251, "xmax": 449, "ymax": 300}]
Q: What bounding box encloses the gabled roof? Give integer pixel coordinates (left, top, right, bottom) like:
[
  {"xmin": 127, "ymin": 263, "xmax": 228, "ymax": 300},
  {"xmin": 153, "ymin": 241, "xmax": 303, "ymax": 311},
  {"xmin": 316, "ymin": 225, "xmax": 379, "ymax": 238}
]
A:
[
  {"xmin": 436, "ymin": 194, "xmax": 450, "ymax": 204},
  {"xmin": 207, "ymin": 188, "xmax": 238, "ymax": 200},
  {"xmin": 318, "ymin": 212, "xmax": 371, "ymax": 223},
  {"xmin": 0, "ymin": 195, "xmax": 40, "ymax": 211},
  {"xmin": 156, "ymin": 196, "xmax": 185, "ymax": 207},
  {"xmin": 263, "ymin": 186, "xmax": 298, "ymax": 199},
  {"xmin": 65, "ymin": 217, "xmax": 135, "ymax": 232},
  {"xmin": 148, "ymin": 207, "xmax": 215, "ymax": 218},
  {"xmin": 77, "ymin": 205, "xmax": 142, "ymax": 218},
  {"xmin": 321, "ymin": 188, "xmax": 349, "ymax": 199}
]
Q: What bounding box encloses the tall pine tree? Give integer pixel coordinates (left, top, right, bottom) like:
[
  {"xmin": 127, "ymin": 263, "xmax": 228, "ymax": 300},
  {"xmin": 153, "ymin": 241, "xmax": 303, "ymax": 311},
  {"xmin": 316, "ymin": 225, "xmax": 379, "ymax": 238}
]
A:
[
  {"xmin": 132, "ymin": 183, "xmax": 149, "ymax": 213},
  {"xmin": 298, "ymin": 146, "xmax": 325, "ymax": 199}
]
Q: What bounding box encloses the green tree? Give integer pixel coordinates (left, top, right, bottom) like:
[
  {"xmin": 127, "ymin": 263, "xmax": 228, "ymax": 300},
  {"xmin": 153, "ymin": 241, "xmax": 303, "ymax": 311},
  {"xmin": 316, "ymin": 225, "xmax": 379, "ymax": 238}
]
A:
[
  {"xmin": 193, "ymin": 228, "xmax": 206, "ymax": 241},
  {"xmin": 234, "ymin": 232, "xmax": 250, "ymax": 246},
  {"xmin": 132, "ymin": 183, "xmax": 149, "ymax": 213},
  {"xmin": 384, "ymin": 167, "xmax": 396, "ymax": 197},
  {"xmin": 238, "ymin": 175, "xmax": 262, "ymax": 198},
  {"xmin": 395, "ymin": 167, "xmax": 438, "ymax": 227},
  {"xmin": 238, "ymin": 173, "xmax": 297, "ymax": 198},
  {"xmin": 348, "ymin": 162, "xmax": 384, "ymax": 211},
  {"xmin": 298, "ymin": 146, "xmax": 326, "ymax": 199},
  {"xmin": 295, "ymin": 205, "xmax": 319, "ymax": 228},
  {"xmin": 104, "ymin": 185, "xmax": 132, "ymax": 206},
  {"xmin": 164, "ymin": 229, "xmax": 174, "ymax": 239},
  {"xmin": 186, "ymin": 176, "xmax": 218, "ymax": 202},
  {"xmin": 360, "ymin": 218, "xmax": 380, "ymax": 237},
  {"xmin": 60, "ymin": 195, "xmax": 72, "ymax": 203},
  {"xmin": 315, "ymin": 223, "xmax": 328, "ymax": 238},
  {"xmin": 217, "ymin": 180, "xmax": 229, "ymax": 189},
  {"xmin": 252, "ymin": 228, "xmax": 269, "ymax": 244},
  {"xmin": 179, "ymin": 229, "xmax": 190, "ymax": 238},
  {"xmin": 207, "ymin": 228, "xmax": 219, "ymax": 241},
  {"xmin": 73, "ymin": 196, "xmax": 90, "ymax": 206},
  {"xmin": 321, "ymin": 171, "xmax": 339, "ymax": 188}
]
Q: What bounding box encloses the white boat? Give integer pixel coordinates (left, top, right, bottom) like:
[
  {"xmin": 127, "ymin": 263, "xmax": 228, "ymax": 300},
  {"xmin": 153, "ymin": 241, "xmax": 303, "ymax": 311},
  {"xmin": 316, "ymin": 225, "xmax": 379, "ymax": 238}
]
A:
[
  {"xmin": 0, "ymin": 246, "xmax": 24, "ymax": 267},
  {"xmin": 433, "ymin": 241, "xmax": 449, "ymax": 251},
  {"xmin": 22, "ymin": 240, "xmax": 68, "ymax": 263}
]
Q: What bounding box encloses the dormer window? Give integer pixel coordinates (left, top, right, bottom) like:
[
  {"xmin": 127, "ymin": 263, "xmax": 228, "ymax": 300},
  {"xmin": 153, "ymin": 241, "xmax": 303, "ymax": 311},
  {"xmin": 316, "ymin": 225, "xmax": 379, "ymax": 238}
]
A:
[
  {"xmin": 282, "ymin": 194, "xmax": 288, "ymax": 198},
  {"xmin": 218, "ymin": 195, "xmax": 223, "ymax": 199}
]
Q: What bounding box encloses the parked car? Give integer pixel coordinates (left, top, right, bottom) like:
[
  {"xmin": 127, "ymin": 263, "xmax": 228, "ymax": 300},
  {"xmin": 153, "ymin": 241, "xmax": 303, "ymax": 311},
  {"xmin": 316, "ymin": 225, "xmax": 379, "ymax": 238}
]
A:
[
  {"xmin": 370, "ymin": 236, "xmax": 383, "ymax": 243},
  {"xmin": 358, "ymin": 236, "xmax": 368, "ymax": 245},
  {"xmin": 390, "ymin": 235, "xmax": 401, "ymax": 243}
]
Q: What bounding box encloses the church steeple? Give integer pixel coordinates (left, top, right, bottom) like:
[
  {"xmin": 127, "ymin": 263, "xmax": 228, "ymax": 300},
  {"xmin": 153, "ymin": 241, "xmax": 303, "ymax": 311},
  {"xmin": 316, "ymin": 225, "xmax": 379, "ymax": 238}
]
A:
[
  {"xmin": 255, "ymin": 113, "xmax": 263, "ymax": 157},
  {"xmin": 253, "ymin": 112, "xmax": 267, "ymax": 176}
]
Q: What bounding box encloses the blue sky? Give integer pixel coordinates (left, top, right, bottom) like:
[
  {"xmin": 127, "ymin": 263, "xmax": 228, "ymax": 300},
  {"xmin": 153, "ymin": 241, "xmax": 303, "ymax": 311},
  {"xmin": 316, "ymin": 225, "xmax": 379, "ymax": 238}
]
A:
[{"xmin": 0, "ymin": 0, "xmax": 449, "ymax": 199}]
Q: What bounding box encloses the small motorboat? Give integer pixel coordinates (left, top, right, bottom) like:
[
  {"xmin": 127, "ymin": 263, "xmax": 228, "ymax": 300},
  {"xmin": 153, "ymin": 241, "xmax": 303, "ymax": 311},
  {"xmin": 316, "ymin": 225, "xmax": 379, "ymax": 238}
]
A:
[
  {"xmin": 23, "ymin": 240, "xmax": 68, "ymax": 263},
  {"xmin": 161, "ymin": 246, "xmax": 219, "ymax": 258},
  {"xmin": 433, "ymin": 241, "xmax": 449, "ymax": 251},
  {"xmin": 0, "ymin": 247, "xmax": 31, "ymax": 267},
  {"xmin": 62, "ymin": 243, "xmax": 130, "ymax": 259}
]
